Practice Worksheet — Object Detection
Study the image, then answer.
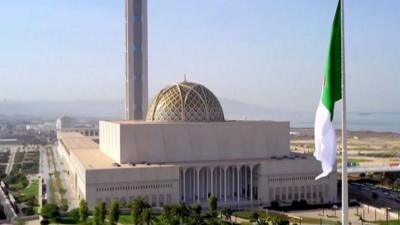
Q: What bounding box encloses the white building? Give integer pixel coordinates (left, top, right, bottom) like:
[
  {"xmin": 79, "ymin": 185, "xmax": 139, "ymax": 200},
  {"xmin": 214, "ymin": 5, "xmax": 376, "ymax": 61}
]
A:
[
  {"xmin": 56, "ymin": 116, "xmax": 98, "ymax": 139},
  {"xmin": 58, "ymin": 81, "xmax": 337, "ymax": 208}
]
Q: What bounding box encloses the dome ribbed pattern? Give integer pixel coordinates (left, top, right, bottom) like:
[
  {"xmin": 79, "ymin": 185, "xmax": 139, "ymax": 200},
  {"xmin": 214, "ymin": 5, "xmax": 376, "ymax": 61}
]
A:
[{"xmin": 146, "ymin": 81, "xmax": 225, "ymax": 122}]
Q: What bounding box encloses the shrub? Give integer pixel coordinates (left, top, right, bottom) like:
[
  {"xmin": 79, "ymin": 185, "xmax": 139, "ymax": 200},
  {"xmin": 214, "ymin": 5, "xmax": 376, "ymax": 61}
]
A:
[
  {"xmin": 60, "ymin": 199, "xmax": 69, "ymax": 212},
  {"xmin": 22, "ymin": 207, "xmax": 35, "ymax": 216},
  {"xmin": 41, "ymin": 203, "xmax": 59, "ymax": 219},
  {"xmin": 270, "ymin": 201, "xmax": 279, "ymax": 209},
  {"xmin": 68, "ymin": 208, "xmax": 80, "ymax": 223},
  {"xmin": 40, "ymin": 219, "xmax": 50, "ymax": 225}
]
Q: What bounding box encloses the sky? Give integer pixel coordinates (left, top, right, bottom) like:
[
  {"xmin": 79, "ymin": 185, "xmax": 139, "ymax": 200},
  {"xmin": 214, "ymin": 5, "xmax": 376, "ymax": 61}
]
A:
[{"xmin": 0, "ymin": 0, "xmax": 399, "ymax": 113}]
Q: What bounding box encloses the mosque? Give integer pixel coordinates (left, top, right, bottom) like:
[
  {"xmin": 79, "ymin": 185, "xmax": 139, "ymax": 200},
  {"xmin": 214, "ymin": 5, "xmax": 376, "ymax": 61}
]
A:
[{"xmin": 57, "ymin": 0, "xmax": 336, "ymax": 208}]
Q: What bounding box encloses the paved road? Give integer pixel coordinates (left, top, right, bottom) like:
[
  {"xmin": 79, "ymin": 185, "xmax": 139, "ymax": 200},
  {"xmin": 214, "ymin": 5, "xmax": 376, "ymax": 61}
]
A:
[
  {"xmin": 349, "ymin": 183, "xmax": 400, "ymax": 211},
  {"xmin": 337, "ymin": 165, "xmax": 400, "ymax": 174},
  {"xmin": 40, "ymin": 146, "xmax": 51, "ymax": 203},
  {"xmin": 5, "ymin": 151, "xmax": 15, "ymax": 175},
  {"xmin": 52, "ymin": 145, "xmax": 79, "ymax": 209},
  {"xmin": 0, "ymin": 186, "xmax": 17, "ymax": 220}
]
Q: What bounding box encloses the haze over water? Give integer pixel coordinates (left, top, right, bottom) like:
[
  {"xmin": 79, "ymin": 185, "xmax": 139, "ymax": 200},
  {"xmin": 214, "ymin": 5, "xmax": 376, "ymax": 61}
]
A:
[{"xmin": 254, "ymin": 111, "xmax": 400, "ymax": 133}]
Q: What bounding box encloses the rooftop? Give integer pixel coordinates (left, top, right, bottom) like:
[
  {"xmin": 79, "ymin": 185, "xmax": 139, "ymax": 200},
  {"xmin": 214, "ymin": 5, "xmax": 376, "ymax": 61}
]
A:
[
  {"xmin": 60, "ymin": 132, "xmax": 176, "ymax": 170},
  {"xmin": 59, "ymin": 132, "xmax": 98, "ymax": 150}
]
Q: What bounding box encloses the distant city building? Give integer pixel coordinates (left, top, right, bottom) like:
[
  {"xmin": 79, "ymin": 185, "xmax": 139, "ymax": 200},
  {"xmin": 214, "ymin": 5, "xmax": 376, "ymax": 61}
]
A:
[
  {"xmin": 56, "ymin": 116, "xmax": 77, "ymax": 130},
  {"xmin": 57, "ymin": 0, "xmax": 337, "ymax": 209},
  {"xmin": 56, "ymin": 116, "xmax": 98, "ymax": 139}
]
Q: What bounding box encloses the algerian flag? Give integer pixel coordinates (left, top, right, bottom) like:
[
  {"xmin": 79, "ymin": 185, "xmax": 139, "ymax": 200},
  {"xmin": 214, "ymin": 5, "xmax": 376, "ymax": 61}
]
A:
[{"xmin": 314, "ymin": 0, "xmax": 342, "ymax": 180}]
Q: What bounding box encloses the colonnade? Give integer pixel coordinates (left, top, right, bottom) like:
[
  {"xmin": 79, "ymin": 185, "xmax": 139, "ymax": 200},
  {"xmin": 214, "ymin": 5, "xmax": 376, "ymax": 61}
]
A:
[{"xmin": 179, "ymin": 164, "xmax": 259, "ymax": 205}]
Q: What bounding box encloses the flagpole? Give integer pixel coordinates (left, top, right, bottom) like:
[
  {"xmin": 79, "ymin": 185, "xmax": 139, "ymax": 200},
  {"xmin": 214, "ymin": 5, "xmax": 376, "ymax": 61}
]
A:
[{"xmin": 340, "ymin": 0, "xmax": 349, "ymax": 224}]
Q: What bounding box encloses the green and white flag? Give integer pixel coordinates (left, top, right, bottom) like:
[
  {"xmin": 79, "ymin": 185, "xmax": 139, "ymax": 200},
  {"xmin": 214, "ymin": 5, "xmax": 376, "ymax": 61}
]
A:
[{"xmin": 314, "ymin": 0, "xmax": 342, "ymax": 180}]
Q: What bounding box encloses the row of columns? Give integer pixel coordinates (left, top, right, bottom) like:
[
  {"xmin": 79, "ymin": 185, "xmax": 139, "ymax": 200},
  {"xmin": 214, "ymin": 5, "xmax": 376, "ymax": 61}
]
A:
[{"xmin": 180, "ymin": 164, "xmax": 259, "ymax": 205}]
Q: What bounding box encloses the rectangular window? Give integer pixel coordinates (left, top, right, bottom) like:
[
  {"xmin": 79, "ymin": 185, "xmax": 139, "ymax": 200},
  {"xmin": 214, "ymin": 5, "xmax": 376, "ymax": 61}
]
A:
[
  {"xmin": 282, "ymin": 187, "xmax": 287, "ymax": 200},
  {"xmin": 313, "ymin": 186, "xmax": 317, "ymax": 199},
  {"xmin": 288, "ymin": 187, "xmax": 292, "ymax": 200},
  {"xmin": 269, "ymin": 188, "xmax": 274, "ymax": 201},
  {"xmin": 324, "ymin": 184, "xmax": 329, "ymax": 197},
  {"xmin": 133, "ymin": 15, "xmax": 141, "ymax": 22},
  {"xmin": 133, "ymin": 44, "xmax": 141, "ymax": 53}
]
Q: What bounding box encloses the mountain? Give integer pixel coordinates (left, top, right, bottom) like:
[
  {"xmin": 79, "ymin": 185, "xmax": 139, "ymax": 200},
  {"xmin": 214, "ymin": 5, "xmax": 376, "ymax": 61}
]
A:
[{"xmin": 0, "ymin": 98, "xmax": 274, "ymax": 120}]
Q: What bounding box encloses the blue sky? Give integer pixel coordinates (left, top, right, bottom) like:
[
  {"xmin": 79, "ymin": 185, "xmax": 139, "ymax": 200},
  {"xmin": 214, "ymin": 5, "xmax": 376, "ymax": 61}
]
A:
[{"xmin": 0, "ymin": 0, "xmax": 399, "ymax": 112}]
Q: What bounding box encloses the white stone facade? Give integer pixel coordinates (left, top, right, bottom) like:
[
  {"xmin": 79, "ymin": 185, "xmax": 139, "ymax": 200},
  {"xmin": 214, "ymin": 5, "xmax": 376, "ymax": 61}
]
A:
[{"xmin": 58, "ymin": 120, "xmax": 337, "ymax": 209}]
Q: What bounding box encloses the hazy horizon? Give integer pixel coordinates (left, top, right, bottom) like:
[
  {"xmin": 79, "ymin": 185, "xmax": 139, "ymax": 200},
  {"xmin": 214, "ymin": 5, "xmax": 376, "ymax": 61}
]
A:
[{"xmin": 1, "ymin": 0, "xmax": 399, "ymax": 113}]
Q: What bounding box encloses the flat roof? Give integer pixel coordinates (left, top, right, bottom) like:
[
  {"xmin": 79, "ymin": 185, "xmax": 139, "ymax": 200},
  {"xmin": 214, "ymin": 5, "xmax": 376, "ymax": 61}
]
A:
[
  {"xmin": 61, "ymin": 132, "xmax": 176, "ymax": 170},
  {"xmin": 59, "ymin": 132, "xmax": 98, "ymax": 150}
]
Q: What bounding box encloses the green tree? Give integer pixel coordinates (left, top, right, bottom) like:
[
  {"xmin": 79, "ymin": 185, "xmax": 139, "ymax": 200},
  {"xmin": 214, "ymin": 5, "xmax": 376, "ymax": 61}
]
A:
[
  {"xmin": 221, "ymin": 207, "xmax": 232, "ymax": 221},
  {"xmin": 40, "ymin": 219, "xmax": 50, "ymax": 225},
  {"xmin": 79, "ymin": 199, "xmax": 89, "ymax": 222},
  {"xmin": 157, "ymin": 205, "xmax": 180, "ymax": 225},
  {"xmin": 99, "ymin": 201, "xmax": 107, "ymax": 223},
  {"xmin": 108, "ymin": 200, "xmax": 120, "ymax": 225},
  {"xmin": 190, "ymin": 203, "xmax": 203, "ymax": 224},
  {"xmin": 60, "ymin": 198, "xmax": 69, "ymax": 212},
  {"xmin": 142, "ymin": 208, "xmax": 152, "ymax": 225},
  {"xmin": 208, "ymin": 195, "xmax": 218, "ymax": 217},
  {"xmin": 41, "ymin": 203, "xmax": 59, "ymax": 219},
  {"xmin": 69, "ymin": 208, "xmax": 80, "ymax": 223},
  {"xmin": 93, "ymin": 206, "xmax": 101, "ymax": 225},
  {"xmin": 131, "ymin": 197, "xmax": 150, "ymax": 225},
  {"xmin": 176, "ymin": 202, "xmax": 190, "ymax": 221},
  {"xmin": 191, "ymin": 203, "xmax": 202, "ymax": 218}
]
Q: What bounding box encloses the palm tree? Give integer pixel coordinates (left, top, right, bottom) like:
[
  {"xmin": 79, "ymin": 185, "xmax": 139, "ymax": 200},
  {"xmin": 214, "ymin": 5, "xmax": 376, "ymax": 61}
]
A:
[
  {"xmin": 131, "ymin": 197, "xmax": 151, "ymax": 225},
  {"xmin": 142, "ymin": 208, "xmax": 152, "ymax": 225},
  {"xmin": 190, "ymin": 203, "xmax": 204, "ymax": 225},
  {"xmin": 175, "ymin": 202, "xmax": 190, "ymax": 224},
  {"xmin": 208, "ymin": 196, "xmax": 218, "ymax": 217},
  {"xmin": 177, "ymin": 202, "xmax": 190, "ymax": 218}
]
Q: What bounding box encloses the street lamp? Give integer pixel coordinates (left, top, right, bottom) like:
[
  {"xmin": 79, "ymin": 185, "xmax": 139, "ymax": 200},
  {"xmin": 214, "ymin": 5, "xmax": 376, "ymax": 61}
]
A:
[
  {"xmin": 386, "ymin": 207, "xmax": 391, "ymax": 225},
  {"xmin": 333, "ymin": 205, "xmax": 338, "ymax": 217}
]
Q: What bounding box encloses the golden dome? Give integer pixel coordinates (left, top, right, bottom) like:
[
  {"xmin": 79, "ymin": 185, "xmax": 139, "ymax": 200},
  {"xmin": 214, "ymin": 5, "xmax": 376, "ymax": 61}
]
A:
[{"xmin": 146, "ymin": 81, "xmax": 225, "ymax": 122}]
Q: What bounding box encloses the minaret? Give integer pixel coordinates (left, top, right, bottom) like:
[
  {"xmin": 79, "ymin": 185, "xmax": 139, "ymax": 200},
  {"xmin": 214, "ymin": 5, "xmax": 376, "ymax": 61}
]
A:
[{"xmin": 125, "ymin": 0, "xmax": 148, "ymax": 120}]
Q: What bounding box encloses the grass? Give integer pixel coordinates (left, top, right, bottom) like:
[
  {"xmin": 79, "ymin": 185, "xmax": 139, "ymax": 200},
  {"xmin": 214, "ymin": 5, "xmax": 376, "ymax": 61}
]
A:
[
  {"xmin": 233, "ymin": 210, "xmax": 339, "ymax": 225},
  {"xmin": 52, "ymin": 216, "xmax": 93, "ymax": 225},
  {"xmin": 118, "ymin": 214, "xmax": 134, "ymax": 224},
  {"xmin": 21, "ymin": 179, "xmax": 39, "ymax": 197},
  {"xmin": 378, "ymin": 220, "xmax": 400, "ymax": 225},
  {"xmin": 14, "ymin": 151, "xmax": 26, "ymax": 163},
  {"xmin": 232, "ymin": 211, "xmax": 257, "ymax": 219},
  {"xmin": 362, "ymin": 152, "xmax": 397, "ymax": 158},
  {"xmin": 336, "ymin": 158, "xmax": 372, "ymax": 163},
  {"xmin": 300, "ymin": 216, "xmax": 339, "ymax": 224}
]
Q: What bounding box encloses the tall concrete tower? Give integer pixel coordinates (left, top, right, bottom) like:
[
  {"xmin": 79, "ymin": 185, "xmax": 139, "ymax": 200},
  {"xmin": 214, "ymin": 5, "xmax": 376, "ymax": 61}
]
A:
[{"xmin": 125, "ymin": 0, "xmax": 148, "ymax": 120}]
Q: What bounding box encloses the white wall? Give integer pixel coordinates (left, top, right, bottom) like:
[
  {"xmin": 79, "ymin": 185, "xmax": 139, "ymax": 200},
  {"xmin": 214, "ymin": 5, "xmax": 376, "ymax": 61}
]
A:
[
  {"xmin": 84, "ymin": 166, "xmax": 180, "ymax": 208},
  {"xmin": 100, "ymin": 121, "xmax": 290, "ymax": 164}
]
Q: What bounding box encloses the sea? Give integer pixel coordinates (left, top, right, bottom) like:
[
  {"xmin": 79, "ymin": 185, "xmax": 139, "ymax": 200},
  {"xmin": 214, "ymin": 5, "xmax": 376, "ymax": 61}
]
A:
[{"xmin": 227, "ymin": 112, "xmax": 400, "ymax": 133}]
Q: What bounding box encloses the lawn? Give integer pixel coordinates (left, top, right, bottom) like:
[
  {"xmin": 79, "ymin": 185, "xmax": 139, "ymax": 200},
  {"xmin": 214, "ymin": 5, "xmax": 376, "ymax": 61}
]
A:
[
  {"xmin": 14, "ymin": 151, "xmax": 26, "ymax": 163},
  {"xmin": 300, "ymin": 216, "xmax": 338, "ymax": 225},
  {"xmin": 22, "ymin": 179, "xmax": 39, "ymax": 197},
  {"xmin": 233, "ymin": 210, "xmax": 339, "ymax": 225},
  {"xmin": 336, "ymin": 158, "xmax": 372, "ymax": 163},
  {"xmin": 378, "ymin": 220, "xmax": 400, "ymax": 225},
  {"xmin": 118, "ymin": 214, "xmax": 134, "ymax": 224}
]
